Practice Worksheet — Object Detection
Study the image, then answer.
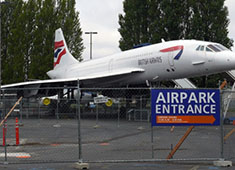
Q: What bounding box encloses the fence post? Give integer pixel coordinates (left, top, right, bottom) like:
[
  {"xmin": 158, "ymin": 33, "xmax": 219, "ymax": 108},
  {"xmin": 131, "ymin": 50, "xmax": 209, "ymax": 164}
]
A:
[
  {"xmin": 26, "ymin": 98, "xmax": 29, "ymax": 119},
  {"xmin": 140, "ymin": 95, "xmax": 143, "ymax": 122},
  {"xmin": 220, "ymin": 90, "xmax": 224, "ymax": 159},
  {"xmin": 19, "ymin": 99, "xmax": 23, "ymax": 125},
  {"xmin": 117, "ymin": 99, "xmax": 120, "ymax": 128},
  {"xmin": 3, "ymin": 90, "xmax": 7, "ymax": 163},
  {"xmin": 77, "ymin": 80, "xmax": 82, "ymax": 162},
  {"xmin": 74, "ymin": 80, "xmax": 89, "ymax": 169},
  {"xmin": 38, "ymin": 98, "xmax": 41, "ymax": 119},
  {"xmin": 151, "ymin": 125, "xmax": 154, "ymax": 159},
  {"xmin": 56, "ymin": 96, "xmax": 59, "ymax": 120},
  {"xmin": 95, "ymin": 103, "xmax": 99, "ymax": 128},
  {"xmin": 150, "ymin": 88, "xmax": 154, "ymax": 158}
]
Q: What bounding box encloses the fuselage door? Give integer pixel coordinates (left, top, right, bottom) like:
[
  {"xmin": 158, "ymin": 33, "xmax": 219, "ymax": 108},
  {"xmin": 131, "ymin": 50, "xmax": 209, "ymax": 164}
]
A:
[{"xmin": 168, "ymin": 51, "xmax": 174, "ymax": 67}]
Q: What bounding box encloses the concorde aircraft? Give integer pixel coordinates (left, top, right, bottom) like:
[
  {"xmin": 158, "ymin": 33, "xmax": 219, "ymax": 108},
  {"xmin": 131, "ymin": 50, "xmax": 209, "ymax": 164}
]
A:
[{"xmin": 2, "ymin": 28, "xmax": 235, "ymax": 95}]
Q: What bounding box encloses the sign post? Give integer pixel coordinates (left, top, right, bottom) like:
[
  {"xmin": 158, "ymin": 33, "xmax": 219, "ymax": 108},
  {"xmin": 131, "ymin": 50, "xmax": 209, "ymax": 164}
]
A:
[{"xmin": 151, "ymin": 89, "xmax": 220, "ymax": 126}]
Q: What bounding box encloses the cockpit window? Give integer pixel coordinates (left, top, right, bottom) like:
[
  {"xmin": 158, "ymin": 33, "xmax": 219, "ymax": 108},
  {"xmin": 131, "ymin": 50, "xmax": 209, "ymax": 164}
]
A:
[
  {"xmin": 196, "ymin": 43, "xmax": 229, "ymax": 52},
  {"xmin": 207, "ymin": 44, "xmax": 221, "ymax": 52},
  {"xmin": 214, "ymin": 44, "xmax": 229, "ymax": 51},
  {"xmin": 206, "ymin": 47, "xmax": 213, "ymax": 52},
  {"xmin": 196, "ymin": 45, "xmax": 205, "ymax": 51},
  {"xmin": 196, "ymin": 45, "xmax": 201, "ymax": 51},
  {"xmin": 200, "ymin": 46, "xmax": 204, "ymax": 51}
]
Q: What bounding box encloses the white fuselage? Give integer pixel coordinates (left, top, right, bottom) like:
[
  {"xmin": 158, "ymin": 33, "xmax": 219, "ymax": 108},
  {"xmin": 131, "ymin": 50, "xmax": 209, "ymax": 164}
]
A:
[{"xmin": 48, "ymin": 40, "xmax": 235, "ymax": 87}]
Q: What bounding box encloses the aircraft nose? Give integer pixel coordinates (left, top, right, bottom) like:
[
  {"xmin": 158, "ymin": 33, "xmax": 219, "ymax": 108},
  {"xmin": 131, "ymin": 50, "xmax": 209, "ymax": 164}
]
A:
[
  {"xmin": 227, "ymin": 51, "xmax": 235, "ymax": 69},
  {"xmin": 212, "ymin": 51, "xmax": 235, "ymax": 72},
  {"xmin": 226, "ymin": 51, "xmax": 235, "ymax": 69}
]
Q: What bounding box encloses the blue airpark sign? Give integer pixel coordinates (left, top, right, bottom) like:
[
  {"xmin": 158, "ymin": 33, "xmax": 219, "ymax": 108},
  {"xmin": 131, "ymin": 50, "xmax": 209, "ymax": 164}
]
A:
[{"xmin": 151, "ymin": 89, "xmax": 220, "ymax": 126}]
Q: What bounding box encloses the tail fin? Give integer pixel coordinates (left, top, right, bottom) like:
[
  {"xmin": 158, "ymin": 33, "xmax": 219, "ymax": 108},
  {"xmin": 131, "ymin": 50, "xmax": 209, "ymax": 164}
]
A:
[{"xmin": 54, "ymin": 28, "xmax": 78, "ymax": 69}]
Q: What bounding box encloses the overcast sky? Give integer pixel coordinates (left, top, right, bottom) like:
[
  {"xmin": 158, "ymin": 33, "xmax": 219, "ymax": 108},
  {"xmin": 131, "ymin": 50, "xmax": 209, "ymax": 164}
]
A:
[{"xmin": 76, "ymin": 0, "xmax": 235, "ymax": 61}]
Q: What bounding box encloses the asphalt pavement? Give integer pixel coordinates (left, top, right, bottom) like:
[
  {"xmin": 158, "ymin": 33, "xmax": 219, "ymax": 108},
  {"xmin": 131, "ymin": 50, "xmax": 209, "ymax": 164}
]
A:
[{"xmin": 0, "ymin": 118, "xmax": 233, "ymax": 170}]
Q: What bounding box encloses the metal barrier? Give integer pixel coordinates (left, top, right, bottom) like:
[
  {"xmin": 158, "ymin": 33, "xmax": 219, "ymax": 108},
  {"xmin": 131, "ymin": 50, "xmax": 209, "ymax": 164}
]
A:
[
  {"xmin": 0, "ymin": 87, "xmax": 234, "ymax": 164},
  {"xmin": 221, "ymin": 90, "xmax": 235, "ymax": 162}
]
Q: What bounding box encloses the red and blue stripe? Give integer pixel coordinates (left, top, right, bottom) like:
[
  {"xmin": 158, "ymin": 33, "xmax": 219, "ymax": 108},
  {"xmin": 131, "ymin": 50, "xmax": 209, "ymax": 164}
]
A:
[
  {"xmin": 160, "ymin": 45, "xmax": 184, "ymax": 60},
  {"xmin": 54, "ymin": 40, "xmax": 66, "ymax": 67}
]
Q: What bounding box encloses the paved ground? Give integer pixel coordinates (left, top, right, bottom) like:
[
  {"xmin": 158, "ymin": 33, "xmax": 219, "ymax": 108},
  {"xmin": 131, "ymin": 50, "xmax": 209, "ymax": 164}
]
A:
[
  {"xmin": 0, "ymin": 118, "xmax": 234, "ymax": 169},
  {"xmin": 0, "ymin": 162, "xmax": 234, "ymax": 170}
]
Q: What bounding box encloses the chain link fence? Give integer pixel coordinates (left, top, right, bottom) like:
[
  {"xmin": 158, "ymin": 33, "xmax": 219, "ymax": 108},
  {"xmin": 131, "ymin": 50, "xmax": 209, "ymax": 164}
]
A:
[
  {"xmin": 0, "ymin": 87, "xmax": 234, "ymax": 164},
  {"xmin": 221, "ymin": 90, "xmax": 235, "ymax": 162}
]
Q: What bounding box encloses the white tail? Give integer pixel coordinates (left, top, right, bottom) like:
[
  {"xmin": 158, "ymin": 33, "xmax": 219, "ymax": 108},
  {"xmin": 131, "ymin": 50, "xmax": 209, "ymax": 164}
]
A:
[{"xmin": 53, "ymin": 28, "xmax": 78, "ymax": 69}]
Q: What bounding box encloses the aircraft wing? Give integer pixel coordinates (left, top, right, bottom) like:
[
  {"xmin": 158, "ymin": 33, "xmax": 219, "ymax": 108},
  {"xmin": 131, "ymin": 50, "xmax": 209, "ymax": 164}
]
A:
[
  {"xmin": 79, "ymin": 67, "xmax": 145, "ymax": 87},
  {"xmin": 1, "ymin": 78, "xmax": 78, "ymax": 89},
  {"xmin": 1, "ymin": 68, "xmax": 145, "ymax": 97},
  {"xmin": 1, "ymin": 78, "xmax": 79, "ymax": 97}
]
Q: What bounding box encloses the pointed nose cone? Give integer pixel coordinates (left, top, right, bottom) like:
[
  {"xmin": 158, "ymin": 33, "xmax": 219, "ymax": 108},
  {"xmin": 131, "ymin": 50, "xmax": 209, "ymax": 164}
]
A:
[
  {"xmin": 222, "ymin": 51, "xmax": 235, "ymax": 71},
  {"xmin": 229, "ymin": 51, "xmax": 235, "ymax": 70},
  {"xmin": 214, "ymin": 51, "xmax": 235, "ymax": 72}
]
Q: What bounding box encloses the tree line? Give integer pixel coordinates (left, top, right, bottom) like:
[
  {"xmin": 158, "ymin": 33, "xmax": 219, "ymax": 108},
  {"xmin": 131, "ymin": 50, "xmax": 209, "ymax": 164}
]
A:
[
  {"xmin": 119, "ymin": 0, "xmax": 232, "ymax": 50},
  {"xmin": 1, "ymin": 0, "xmax": 232, "ymax": 88},
  {"xmin": 1, "ymin": 0, "xmax": 83, "ymax": 84}
]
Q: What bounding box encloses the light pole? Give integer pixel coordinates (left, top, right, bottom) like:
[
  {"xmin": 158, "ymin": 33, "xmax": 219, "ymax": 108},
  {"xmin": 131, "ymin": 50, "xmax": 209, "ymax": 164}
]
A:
[{"xmin": 85, "ymin": 32, "xmax": 97, "ymax": 60}]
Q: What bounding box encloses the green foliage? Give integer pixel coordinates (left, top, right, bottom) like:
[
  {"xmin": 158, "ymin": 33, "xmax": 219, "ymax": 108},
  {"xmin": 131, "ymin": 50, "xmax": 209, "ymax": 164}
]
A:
[
  {"xmin": 118, "ymin": 0, "xmax": 233, "ymax": 87},
  {"xmin": 119, "ymin": 0, "xmax": 232, "ymax": 48},
  {"xmin": 187, "ymin": 0, "xmax": 233, "ymax": 47},
  {"xmin": 1, "ymin": 0, "xmax": 25, "ymax": 84},
  {"xmin": 1, "ymin": 0, "xmax": 84, "ymax": 84},
  {"xmin": 186, "ymin": 0, "xmax": 233, "ymax": 87},
  {"xmin": 56, "ymin": 0, "xmax": 83, "ymax": 62},
  {"xmin": 119, "ymin": 0, "xmax": 150, "ymax": 51}
]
